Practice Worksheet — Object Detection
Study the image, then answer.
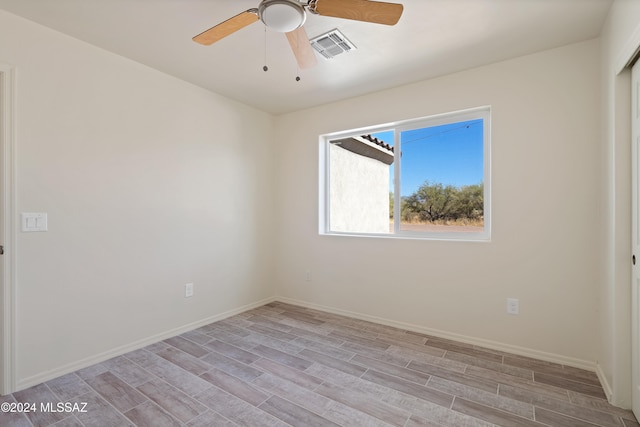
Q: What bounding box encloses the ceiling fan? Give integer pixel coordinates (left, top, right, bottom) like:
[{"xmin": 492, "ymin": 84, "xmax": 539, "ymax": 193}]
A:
[{"xmin": 192, "ymin": 0, "xmax": 404, "ymax": 70}]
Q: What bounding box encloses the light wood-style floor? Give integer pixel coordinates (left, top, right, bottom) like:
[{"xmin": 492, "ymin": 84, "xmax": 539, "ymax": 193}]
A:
[{"xmin": 1, "ymin": 301, "xmax": 638, "ymax": 427}]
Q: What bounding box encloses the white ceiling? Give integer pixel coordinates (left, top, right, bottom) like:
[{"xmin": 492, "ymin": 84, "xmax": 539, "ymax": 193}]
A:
[{"xmin": 0, "ymin": 0, "xmax": 612, "ymax": 115}]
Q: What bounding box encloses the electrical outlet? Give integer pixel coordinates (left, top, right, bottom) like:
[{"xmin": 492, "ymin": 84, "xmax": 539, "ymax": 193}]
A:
[
  {"xmin": 185, "ymin": 283, "xmax": 194, "ymax": 298},
  {"xmin": 507, "ymin": 298, "xmax": 519, "ymax": 315},
  {"xmin": 305, "ymin": 270, "xmax": 312, "ymax": 282}
]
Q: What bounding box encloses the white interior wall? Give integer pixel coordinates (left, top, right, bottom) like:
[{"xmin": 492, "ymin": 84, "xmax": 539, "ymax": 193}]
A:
[
  {"xmin": 598, "ymin": 0, "xmax": 640, "ymax": 409},
  {"xmin": 0, "ymin": 10, "xmax": 276, "ymax": 390},
  {"xmin": 274, "ymin": 39, "xmax": 603, "ymax": 368},
  {"xmin": 2, "ymin": 3, "xmax": 636, "ymax": 407}
]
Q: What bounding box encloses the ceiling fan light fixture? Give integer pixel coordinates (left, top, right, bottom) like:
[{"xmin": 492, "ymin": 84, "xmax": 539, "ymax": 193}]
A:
[{"xmin": 258, "ymin": 0, "xmax": 306, "ymax": 33}]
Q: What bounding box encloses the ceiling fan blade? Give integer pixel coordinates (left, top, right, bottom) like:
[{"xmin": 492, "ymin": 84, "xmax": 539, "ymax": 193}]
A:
[
  {"xmin": 193, "ymin": 10, "xmax": 259, "ymax": 46},
  {"xmin": 314, "ymin": 0, "xmax": 403, "ymax": 26},
  {"xmin": 286, "ymin": 26, "xmax": 317, "ymax": 69}
]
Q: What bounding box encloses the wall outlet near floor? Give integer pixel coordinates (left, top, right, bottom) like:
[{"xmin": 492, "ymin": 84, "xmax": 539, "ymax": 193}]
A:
[
  {"xmin": 305, "ymin": 270, "xmax": 312, "ymax": 282},
  {"xmin": 507, "ymin": 298, "xmax": 519, "ymax": 315},
  {"xmin": 185, "ymin": 283, "xmax": 194, "ymax": 298}
]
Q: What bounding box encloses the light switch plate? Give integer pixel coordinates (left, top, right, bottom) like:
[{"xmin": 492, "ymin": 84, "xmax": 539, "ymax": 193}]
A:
[{"xmin": 21, "ymin": 213, "xmax": 48, "ymax": 232}]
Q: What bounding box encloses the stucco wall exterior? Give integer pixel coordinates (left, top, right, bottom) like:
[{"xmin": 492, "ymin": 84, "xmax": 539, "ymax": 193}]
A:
[{"xmin": 329, "ymin": 143, "xmax": 391, "ymax": 234}]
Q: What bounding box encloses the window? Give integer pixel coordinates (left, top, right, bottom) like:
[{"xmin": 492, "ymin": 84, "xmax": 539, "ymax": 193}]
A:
[{"xmin": 320, "ymin": 106, "xmax": 490, "ymax": 240}]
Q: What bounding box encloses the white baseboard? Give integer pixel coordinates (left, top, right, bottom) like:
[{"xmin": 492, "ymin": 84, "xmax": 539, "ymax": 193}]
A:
[
  {"xmin": 16, "ymin": 294, "xmax": 600, "ymax": 393},
  {"xmin": 595, "ymin": 362, "xmax": 614, "ymax": 402},
  {"xmin": 276, "ymin": 296, "xmax": 597, "ymax": 372},
  {"xmin": 15, "ymin": 296, "xmax": 276, "ymax": 392}
]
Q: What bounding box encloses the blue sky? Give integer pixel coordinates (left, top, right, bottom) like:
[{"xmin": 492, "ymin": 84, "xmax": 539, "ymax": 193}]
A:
[{"xmin": 373, "ymin": 119, "xmax": 484, "ymax": 196}]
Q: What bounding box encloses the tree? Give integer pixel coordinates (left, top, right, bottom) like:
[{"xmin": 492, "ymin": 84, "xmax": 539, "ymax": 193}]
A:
[
  {"xmin": 401, "ymin": 180, "xmax": 483, "ymax": 223},
  {"xmin": 452, "ymin": 183, "xmax": 484, "ymax": 220},
  {"xmin": 389, "ymin": 192, "xmax": 394, "ymax": 219},
  {"xmin": 414, "ymin": 181, "xmax": 457, "ymax": 222}
]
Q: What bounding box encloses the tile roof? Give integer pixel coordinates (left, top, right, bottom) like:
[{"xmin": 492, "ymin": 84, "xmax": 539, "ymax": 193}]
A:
[
  {"xmin": 330, "ymin": 135, "xmax": 394, "ymax": 165},
  {"xmin": 361, "ymin": 134, "xmax": 394, "ymax": 153}
]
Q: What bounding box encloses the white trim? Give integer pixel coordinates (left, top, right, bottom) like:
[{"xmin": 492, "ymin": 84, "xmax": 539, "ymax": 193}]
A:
[
  {"xmin": 276, "ymin": 296, "xmax": 597, "ymax": 372},
  {"xmin": 15, "ymin": 296, "xmax": 275, "ymax": 392},
  {"xmin": 596, "ymin": 362, "xmax": 614, "ymax": 403},
  {"xmin": 318, "ymin": 136, "xmax": 328, "ymax": 235},
  {"xmin": 613, "ymin": 16, "xmax": 640, "ymax": 412},
  {"xmin": 16, "ymin": 293, "xmax": 600, "ymax": 392},
  {"xmin": 615, "ymin": 18, "xmax": 640, "ymax": 74},
  {"xmin": 0, "ymin": 63, "xmax": 16, "ymax": 396}
]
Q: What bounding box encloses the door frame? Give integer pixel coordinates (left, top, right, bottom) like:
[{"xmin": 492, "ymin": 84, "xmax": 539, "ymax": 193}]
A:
[
  {"xmin": 0, "ymin": 62, "xmax": 16, "ymax": 395},
  {"xmin": 632, "ymin": 60, "xmax": 640, "ymax": 419},
  {"xmin": 619, "ymin": 19, "xmax": 640, "ymax": 416}
]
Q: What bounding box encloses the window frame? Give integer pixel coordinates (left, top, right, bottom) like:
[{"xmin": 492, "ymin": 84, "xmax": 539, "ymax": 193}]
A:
[{"xmin": 319, "ymin": 106, "xmax": 491, "ymax": 241}]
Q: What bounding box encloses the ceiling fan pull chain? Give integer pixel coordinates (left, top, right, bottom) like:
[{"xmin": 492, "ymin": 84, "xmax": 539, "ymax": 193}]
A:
[{"xmin": 263, "ymin": 26, "xmax": 269, "ymax": 72}]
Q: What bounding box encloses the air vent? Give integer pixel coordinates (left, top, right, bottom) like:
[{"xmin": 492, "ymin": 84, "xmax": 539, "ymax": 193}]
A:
[{"xmin": 310, "ymin": 29, "xmax": 357, "ymax": 60}]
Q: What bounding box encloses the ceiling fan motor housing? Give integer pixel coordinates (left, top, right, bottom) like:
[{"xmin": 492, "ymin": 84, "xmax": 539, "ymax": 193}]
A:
[{"xmin": 258, "ymin": 0, "xmax": 307, "ymax": 33}]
